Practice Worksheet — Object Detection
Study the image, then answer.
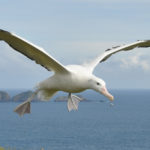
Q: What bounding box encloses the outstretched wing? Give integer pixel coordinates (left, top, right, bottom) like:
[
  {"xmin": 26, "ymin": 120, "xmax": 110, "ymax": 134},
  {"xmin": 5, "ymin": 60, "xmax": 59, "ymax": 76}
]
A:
[
  {"xmin": 0, "ymin": 29, "xmax": 70, "ymax": 74},
  {"xmin": 85, "ymin": 40, "xmax": 150, "ymax": 73}
]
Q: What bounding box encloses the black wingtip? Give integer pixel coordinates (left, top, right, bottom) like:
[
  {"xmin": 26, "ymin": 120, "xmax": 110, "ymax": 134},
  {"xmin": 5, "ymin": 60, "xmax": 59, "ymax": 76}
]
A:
[
  {"xmin": 105, "ymin": 45, "xmax": 121, "ymax": 52},
  {"xmin": 0, "ymin": 29, "xmax": 7, "ymax": 32},
  {"xmin": 0, "ymin": 29, "xmax": 11, "ymax": 35},
  {"xmin": 137, "ymin": 39, "xmax": 150, "ymax": 42},
  {"xmin": 145, "ymin": 40, "xmax": 150, "ymax": 42}
]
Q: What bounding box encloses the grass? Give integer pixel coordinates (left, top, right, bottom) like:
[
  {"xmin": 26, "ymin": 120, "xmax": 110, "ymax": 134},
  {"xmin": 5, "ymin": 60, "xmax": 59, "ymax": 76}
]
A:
[
  {"xmin": 0, "ymin": 147, "xmax": 44, "ymax": 150},
  {"xmin": 0, "ymin": 147, "xmax": 16, "ymax": 150}
]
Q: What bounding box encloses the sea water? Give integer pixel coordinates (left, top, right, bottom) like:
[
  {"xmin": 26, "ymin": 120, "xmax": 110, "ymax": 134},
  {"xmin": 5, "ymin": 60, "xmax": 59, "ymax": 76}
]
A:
[{"xmin": 0, "ymin": 89, "xmax": 150, "ymax": 150}]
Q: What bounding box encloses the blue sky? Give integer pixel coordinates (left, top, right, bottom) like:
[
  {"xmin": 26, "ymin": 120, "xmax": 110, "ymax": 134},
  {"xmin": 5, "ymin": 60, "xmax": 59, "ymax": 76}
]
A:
[{"xmin": 0, "ymin": 0, "xmax": 150, "ymax": 89}]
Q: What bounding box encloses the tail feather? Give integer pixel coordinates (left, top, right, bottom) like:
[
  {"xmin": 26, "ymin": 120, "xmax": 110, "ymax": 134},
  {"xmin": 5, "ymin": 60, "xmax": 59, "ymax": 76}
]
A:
[{"xmin": 37, "ymin": 90, "xmax": 57, "ymax": 101}]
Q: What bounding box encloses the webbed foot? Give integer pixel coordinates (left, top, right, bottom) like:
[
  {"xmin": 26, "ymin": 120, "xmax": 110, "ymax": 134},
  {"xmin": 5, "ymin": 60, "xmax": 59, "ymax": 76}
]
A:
[
  {"xmin": 14, "ymin": 101, "xmax": 30, "ymax": 116},
  {"xmin": 14, "ymin": 91, "xmax": 37, "ymax": 116},
  {"xmin": 67, "ymin": 93, "xmax": 82, "ymax": 112}
]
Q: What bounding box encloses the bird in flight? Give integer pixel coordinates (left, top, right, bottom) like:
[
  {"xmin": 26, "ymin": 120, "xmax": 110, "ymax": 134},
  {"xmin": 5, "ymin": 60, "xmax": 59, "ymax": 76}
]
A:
[{"xmin": 0, "ymin": 29, "xmax": 150, "ymax": 116}]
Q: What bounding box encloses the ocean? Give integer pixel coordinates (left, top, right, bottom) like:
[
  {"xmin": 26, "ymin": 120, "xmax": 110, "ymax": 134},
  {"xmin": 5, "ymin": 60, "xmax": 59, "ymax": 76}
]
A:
[{"xmin": 0, "ymin": 89, "xmax": 150, "ymax": 150}]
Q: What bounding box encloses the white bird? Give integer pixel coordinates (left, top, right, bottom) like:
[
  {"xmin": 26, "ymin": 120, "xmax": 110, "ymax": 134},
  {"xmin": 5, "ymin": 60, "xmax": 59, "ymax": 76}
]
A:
[{"xmin": 0, "ymin": 29, "xmax": 150, "ymax": 116}]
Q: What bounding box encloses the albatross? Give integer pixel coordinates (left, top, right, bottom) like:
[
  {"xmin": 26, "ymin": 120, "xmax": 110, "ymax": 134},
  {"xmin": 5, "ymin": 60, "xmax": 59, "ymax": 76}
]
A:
[{"xmin": 0, "ymin": 29, "xmax": 150, "ymax": 116}]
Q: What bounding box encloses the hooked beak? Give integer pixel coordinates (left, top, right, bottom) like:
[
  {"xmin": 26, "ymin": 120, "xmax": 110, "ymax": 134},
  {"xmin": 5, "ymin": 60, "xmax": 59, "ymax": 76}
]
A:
[{"xmin": 100, "ymin": 86, "xmax": 114, "ymax": 101}]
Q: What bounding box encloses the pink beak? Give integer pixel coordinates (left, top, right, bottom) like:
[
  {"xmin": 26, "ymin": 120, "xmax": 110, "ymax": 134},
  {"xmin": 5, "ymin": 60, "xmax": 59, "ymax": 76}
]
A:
[{"xmin": 100, "ymin": 86, "xmax": 114, "ymax": 101}]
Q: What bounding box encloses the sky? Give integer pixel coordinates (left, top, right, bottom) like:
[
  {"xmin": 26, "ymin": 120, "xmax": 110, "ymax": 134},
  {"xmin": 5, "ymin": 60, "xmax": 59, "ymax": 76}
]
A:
[{"xmin": 0, "ymin": 0, "xmax": 150, "ymax": 89}]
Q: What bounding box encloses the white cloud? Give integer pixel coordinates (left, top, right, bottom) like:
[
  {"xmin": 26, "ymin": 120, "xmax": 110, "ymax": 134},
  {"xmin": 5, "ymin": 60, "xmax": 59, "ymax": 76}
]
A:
[{"xmin": 120, "ymin": 53, "xmax": 150, "ymax": 71}]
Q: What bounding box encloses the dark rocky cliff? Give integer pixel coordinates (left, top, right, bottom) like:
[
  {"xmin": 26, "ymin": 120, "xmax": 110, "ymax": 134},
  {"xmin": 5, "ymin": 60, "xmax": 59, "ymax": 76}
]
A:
[
  {"xmin": 0, "ymin": 91, "xmax": 90, "ymax": 102},
  {"xmin": 12, "ymin": 91, "xmax": 40, "ymax": 102},
  {"xmin": 0, "ymin": 91, "xmax": 11, "ymax": 101}
]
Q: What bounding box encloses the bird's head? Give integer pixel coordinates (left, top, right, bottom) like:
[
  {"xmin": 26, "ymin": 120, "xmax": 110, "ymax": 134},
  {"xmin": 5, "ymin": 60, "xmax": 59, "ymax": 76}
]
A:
[{"xmin": 88, "ymin": 76, "xmax": 114, "ymax": 101}]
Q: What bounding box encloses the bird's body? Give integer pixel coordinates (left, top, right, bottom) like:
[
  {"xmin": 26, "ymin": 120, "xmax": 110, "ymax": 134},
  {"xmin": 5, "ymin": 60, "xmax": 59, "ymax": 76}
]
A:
[
  {"xmin": 37, "ymin": 65, "xmax": 89, "ymax": 94},
  {"xmin": 0, "ymin": 29, "xmax": 150, "ymax": 116}
]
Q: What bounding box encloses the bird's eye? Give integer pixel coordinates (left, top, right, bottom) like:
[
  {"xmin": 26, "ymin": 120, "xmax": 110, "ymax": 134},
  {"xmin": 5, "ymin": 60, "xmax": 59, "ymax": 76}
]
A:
[{"xmin": 96, "ymin": 82, "xmax": 100, "ymax": 85}]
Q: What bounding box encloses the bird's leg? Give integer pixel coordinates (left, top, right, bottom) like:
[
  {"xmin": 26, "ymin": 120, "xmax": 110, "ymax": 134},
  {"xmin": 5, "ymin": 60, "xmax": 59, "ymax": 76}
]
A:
[
  {"xmin": 67, "ymin": 93, "xmax": 82, "ymax": 112},
  {"xmin": 14, "ymin": 91, "xmax": 37, "ymax": 116}
]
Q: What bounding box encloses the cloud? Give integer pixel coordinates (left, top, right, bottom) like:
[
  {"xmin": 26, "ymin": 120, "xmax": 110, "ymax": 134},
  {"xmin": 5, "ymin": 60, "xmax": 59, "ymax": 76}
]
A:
[{"xmin": 120, "ymin": 53, "xmax": 150, "ymax": 71}]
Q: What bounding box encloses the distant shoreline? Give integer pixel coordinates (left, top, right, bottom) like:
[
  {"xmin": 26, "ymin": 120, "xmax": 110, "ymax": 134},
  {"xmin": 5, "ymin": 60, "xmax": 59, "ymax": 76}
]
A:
[{"xmin": 0, "ymin": 89, "xmax": 150, "ymax": 102}]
